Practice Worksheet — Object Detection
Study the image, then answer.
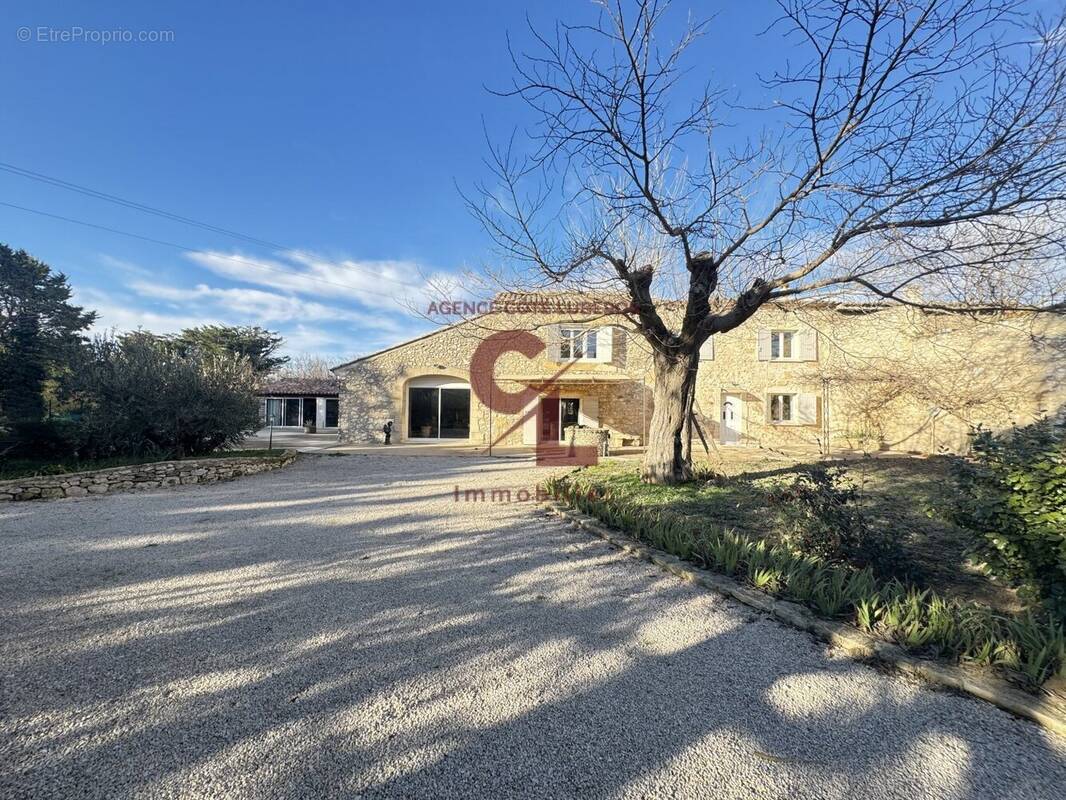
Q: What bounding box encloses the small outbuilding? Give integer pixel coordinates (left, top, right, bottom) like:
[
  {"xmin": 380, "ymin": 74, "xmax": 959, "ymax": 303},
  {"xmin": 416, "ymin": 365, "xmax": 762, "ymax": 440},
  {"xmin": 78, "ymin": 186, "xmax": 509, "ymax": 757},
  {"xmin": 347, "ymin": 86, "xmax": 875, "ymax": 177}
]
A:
[{"xmin": 256, "ymin": 377, "xmax": 341, "ymax": 432}]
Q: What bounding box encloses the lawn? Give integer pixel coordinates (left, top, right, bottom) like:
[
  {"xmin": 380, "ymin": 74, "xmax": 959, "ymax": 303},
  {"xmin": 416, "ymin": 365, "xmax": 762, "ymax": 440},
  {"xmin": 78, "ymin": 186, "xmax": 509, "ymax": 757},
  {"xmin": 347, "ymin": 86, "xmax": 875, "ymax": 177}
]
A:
[
  {"xmin": 0, "ymin": 449, "xmax": 286, "ymax": 481},
  {"xmin": 571, "ymin": 451, "xmax": 1019, "ymax": 613}
]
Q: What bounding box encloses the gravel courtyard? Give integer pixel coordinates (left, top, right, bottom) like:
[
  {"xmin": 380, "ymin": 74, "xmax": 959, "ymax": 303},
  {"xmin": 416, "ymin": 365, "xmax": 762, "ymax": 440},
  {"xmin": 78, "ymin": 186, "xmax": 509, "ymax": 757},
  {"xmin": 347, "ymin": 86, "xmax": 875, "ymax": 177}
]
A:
[{"xmin": 1, "ymin": 454, "xmax": 1063, "ymax": 799}]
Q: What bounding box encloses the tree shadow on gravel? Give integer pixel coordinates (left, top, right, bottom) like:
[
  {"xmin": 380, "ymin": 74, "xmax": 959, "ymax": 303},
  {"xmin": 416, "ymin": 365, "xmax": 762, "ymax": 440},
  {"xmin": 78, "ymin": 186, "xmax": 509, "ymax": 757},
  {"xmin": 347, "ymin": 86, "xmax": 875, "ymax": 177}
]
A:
[{"xmin": 0, "ymin": 455, "xmax": 1063, "ymax": 799}]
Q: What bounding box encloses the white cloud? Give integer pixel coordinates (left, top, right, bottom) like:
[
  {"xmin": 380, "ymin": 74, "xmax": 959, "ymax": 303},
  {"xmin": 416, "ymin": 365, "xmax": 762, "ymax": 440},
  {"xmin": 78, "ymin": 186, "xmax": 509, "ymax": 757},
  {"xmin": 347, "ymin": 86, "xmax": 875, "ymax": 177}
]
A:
[
  {"xmin": 77, "ymin": 250, "xmax": 450, "ymax": 364},
  {"xmin": 127, "ymin": 280, "xmax": 405, "ymax": 331},
  {"xmin": 184, "ymin": 248, "xmax": 473, "ymax": 316},
  {"xmin": 75, "ymin": 287, "xmax": 215, "ymax": 336}
]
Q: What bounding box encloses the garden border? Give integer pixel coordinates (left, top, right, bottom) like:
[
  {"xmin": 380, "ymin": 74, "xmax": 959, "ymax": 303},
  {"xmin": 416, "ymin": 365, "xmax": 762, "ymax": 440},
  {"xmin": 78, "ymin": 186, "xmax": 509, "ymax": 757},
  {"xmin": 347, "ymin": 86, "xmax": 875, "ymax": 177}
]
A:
[
  {"xmin": 541, "ymin": 499, "xmax": 1066, "ymax": 738},
  {"xmin": 0, "ymin": 450, "xmax": 299, "ymax": 502}
]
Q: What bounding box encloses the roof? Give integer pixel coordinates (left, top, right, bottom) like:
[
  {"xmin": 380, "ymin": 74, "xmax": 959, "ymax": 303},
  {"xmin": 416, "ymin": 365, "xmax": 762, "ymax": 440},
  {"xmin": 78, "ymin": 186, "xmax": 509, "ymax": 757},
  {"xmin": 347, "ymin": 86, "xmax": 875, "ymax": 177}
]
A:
[{"xmin": 256, "ymin": 376, "xmax": 341, "ymax": 397}]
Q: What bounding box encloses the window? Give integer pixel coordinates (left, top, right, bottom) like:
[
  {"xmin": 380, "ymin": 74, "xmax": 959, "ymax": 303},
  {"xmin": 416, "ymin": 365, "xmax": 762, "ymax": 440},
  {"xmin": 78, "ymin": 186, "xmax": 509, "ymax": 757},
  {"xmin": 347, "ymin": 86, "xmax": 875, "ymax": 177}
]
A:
[
  {"xmin": 559, "ymin": 328, "xmax": 598, "ymax": 361},
  {"xmin": 770, "ymin": 331, "xmax": 794, "ymax": 360},
  {"xmin": 266, "ymin": 398, "xmax": 283, "ymax": 427},
  {"xmin": 769, "ymin": 393, "xmax": 794, "ymax": 423},
  {"xmin": 284, "ymin": 398, "xmax": 301, "ymax": 426}
]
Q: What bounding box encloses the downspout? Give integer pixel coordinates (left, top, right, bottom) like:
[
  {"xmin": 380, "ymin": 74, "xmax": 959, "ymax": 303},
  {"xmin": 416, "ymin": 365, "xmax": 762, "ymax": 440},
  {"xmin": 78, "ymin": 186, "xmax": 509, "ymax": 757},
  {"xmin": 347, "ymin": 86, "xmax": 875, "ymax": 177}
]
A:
[
  {"xmin": 822, "ymin": 377, "xmax": 831, "ymax": 458},
  {"xmin": 642, "ymin": 374, "xmax": 647, "ymax": 448}
]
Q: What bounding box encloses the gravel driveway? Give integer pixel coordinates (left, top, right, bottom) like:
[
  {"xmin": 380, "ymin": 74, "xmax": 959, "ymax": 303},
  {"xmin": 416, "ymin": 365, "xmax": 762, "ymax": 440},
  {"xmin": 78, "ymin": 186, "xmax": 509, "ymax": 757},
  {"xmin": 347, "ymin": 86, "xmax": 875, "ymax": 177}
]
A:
[{"xmin": 1, "ymin": 454, "xmax": 1063, "ymax": 799}]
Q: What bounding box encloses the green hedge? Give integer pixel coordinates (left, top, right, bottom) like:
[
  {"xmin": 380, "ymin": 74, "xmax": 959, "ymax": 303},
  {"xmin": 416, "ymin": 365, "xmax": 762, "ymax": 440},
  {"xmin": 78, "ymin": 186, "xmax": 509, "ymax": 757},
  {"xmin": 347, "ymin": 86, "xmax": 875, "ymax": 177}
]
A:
[{"xmin": 545, "ymin": 472, "xmax": 1064, "ymax": 691}]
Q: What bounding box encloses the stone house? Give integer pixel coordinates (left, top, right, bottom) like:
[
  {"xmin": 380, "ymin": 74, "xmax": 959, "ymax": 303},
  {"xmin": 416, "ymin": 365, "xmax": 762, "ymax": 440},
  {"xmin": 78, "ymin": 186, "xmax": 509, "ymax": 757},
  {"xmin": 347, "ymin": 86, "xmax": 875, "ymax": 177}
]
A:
[{"xmin": 332, "ymin": 296, "xmax": 1064, "ymax": 454}]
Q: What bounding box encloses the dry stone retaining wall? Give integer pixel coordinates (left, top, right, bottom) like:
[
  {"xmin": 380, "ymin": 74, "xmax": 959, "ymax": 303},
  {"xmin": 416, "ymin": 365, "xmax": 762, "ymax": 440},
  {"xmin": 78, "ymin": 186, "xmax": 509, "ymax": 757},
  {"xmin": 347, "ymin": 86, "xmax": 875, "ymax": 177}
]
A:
[{"xmin": 0, "ymin": 450, "xmax": 298, "ymax": 502}]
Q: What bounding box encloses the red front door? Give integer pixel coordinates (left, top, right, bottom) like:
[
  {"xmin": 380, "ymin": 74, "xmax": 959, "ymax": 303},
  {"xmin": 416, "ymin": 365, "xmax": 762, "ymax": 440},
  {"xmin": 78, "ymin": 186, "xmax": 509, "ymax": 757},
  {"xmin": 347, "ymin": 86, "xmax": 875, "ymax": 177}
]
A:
[{"xmin": 539, "ymin": 398, "xmax": 560, "ymax": 442}]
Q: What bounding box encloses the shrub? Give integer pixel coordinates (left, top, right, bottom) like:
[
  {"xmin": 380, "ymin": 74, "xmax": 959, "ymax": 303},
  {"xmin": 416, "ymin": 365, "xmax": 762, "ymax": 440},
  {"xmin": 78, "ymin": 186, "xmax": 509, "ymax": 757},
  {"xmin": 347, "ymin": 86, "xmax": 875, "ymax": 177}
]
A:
[
  {"xmin": 952, "ymin": 418, "xmax": 1066, "ymax": 618},
  {"xmin": 768, "ymin": 465, "xmax": 901, "ymax": 573},
  {"xmin": 74, "ymin": 332, "xmax": 260, "ymax": 459}
]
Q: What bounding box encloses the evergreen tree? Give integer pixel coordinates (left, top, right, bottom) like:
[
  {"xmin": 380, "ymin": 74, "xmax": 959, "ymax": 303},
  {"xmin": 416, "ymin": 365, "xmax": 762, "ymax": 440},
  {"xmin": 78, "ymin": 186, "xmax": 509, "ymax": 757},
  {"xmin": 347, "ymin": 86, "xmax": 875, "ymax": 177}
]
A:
[{"xmin": 0, "ymin": 244, "xmax": 95, "ymax": 431}]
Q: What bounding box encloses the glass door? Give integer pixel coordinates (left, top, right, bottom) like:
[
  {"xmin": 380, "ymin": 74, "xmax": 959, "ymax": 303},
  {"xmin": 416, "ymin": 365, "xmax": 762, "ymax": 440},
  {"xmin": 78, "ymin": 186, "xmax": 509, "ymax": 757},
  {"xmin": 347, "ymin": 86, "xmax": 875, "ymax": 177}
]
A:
[
  {"xmin": 439, "ymin": 388, "xmax": 470, "ymax": 438},
  {"xmin": 560, "ymin": 398, "xmax": 580, "ymax": 440}
]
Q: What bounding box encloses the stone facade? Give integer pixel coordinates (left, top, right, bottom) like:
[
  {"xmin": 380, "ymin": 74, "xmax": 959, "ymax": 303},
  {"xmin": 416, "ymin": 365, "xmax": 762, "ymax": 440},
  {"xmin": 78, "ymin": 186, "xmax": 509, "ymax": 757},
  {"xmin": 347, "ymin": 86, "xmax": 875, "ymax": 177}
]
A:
[
  {"xmin": 0, "ymin": 450, "xmax": 298, "ymax": 502},
  {"xmin": 334, "ymin": 299, "xmax": 1064, "ymax": 455}
]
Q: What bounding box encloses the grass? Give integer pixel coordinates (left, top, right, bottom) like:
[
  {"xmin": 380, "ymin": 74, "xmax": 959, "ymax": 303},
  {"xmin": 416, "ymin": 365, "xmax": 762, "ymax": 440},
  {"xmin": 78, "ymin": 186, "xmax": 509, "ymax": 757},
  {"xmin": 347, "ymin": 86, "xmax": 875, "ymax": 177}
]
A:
[
  {"xmin": 0, "ymin": 448, "xmax": 286, "ymax": 481},
  {"xmin": 544, "ymin": 459, "xmax": 1065, "ymax": 692}
]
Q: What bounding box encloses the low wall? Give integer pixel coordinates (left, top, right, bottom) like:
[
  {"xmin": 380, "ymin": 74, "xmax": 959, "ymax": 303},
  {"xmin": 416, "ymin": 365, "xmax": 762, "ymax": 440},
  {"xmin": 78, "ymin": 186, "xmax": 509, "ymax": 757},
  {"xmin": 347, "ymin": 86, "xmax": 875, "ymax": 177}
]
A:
[{"xmin": 0, "ymin": 450, "xmax": 299, "ymax": 502}]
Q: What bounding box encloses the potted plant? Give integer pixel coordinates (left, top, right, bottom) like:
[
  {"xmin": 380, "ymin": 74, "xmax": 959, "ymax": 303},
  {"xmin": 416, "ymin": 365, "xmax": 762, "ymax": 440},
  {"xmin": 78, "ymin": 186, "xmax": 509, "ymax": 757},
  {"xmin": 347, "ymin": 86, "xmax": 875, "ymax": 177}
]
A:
[{"xmin": 304, "ymin": 421, "xmax": 317, "ymax": 433}]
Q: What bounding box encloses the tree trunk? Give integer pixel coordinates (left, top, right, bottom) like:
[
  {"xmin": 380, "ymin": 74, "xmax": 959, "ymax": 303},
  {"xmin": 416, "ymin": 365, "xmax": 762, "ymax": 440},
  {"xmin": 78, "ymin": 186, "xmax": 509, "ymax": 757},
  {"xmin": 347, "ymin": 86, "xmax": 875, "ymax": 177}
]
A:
[{"xmin": 641, "ymin": 349, "xmax": 699, "ymax": 484}]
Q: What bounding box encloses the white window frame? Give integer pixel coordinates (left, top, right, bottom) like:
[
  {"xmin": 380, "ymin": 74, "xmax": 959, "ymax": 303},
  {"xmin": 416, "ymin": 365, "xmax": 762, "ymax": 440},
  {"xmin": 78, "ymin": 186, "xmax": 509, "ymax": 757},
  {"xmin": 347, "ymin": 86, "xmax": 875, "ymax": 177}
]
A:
[
  {"xmin": 559, "ymin": 328, "xmax": 599, "ymax": 361},
  {"xmin": 769, "ymin": 393, "xmax": 795, "ymax": 424},
  {"xmin": 769, "ymin": 330, "xmax": 795, "ymax": 361}
]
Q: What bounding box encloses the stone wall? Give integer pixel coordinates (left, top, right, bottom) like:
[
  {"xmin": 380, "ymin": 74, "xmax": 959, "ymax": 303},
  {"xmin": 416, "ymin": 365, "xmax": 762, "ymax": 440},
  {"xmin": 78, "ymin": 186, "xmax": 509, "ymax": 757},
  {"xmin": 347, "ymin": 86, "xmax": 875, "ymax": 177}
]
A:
[
  {"xmin": 0, "ymin": 450, "xmax": 299, "ymax": 502},
  {"xmin": 335, "ymin": 300, "xmax": 1065, "ymax": 455}
]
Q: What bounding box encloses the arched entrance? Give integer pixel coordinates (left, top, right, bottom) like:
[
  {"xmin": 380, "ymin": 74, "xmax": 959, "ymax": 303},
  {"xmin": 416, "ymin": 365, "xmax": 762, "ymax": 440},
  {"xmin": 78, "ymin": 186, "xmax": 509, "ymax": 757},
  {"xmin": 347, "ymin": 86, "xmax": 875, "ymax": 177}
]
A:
[{"xmin": 406, "ymin": 376, "xmax": 471, "ymax": 440}]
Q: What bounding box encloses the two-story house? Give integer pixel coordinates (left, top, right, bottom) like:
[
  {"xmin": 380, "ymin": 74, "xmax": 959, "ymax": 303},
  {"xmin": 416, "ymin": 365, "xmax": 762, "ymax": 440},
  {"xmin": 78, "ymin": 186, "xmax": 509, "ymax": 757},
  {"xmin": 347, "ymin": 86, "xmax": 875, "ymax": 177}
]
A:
[{"xmin": 332, "ymin": 295, "xmax": 1064, "ymax": 454}]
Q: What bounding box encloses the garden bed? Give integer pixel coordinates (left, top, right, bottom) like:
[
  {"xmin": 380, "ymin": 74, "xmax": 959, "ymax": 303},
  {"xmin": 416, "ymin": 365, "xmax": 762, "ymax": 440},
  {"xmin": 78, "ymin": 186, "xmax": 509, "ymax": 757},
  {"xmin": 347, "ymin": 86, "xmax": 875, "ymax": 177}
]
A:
[
  {"xmin": 543, "ymin": 457, "xmax": 1064, "ymax": 695},
  {"xmin": 580, "ymin": 454, "xmax": 1019, "ymax": 611}
]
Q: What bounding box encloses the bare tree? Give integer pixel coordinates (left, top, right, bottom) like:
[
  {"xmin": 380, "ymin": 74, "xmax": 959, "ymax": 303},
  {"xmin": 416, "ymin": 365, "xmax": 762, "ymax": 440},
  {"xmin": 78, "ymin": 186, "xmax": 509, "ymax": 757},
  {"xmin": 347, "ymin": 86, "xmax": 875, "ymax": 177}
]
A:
[
  {"xmin": 468, "ymin": 0, "xmax": 1066, "ymax": 483},
  {"xmin": 275, "ymin": 354, "xmax": 336, "ymax": 379}
]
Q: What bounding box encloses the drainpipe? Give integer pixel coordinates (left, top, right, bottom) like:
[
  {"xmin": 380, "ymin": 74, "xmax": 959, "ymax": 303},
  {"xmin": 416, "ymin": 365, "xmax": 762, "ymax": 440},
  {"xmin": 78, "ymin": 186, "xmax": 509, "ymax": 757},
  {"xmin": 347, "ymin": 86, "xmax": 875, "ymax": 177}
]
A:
[
  {"xmin": 821, "ymin": 378, "xmax": 831, "ymax": 458},
  {"xmin": 642, "ymin": 375, "xmax": 647, "ymax": 448}
]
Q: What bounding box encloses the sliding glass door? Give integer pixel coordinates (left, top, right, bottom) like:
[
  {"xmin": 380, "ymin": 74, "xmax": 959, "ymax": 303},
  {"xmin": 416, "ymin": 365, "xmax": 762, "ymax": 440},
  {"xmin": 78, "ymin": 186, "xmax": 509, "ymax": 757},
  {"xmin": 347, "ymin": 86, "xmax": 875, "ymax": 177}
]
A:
[
  {"xmin": 408, "ymin": 381, "xmax": 471, "ymax": 440},
  {"xmin": 440, "ymin": 388, "xmax": 470, "ymax": 438}
]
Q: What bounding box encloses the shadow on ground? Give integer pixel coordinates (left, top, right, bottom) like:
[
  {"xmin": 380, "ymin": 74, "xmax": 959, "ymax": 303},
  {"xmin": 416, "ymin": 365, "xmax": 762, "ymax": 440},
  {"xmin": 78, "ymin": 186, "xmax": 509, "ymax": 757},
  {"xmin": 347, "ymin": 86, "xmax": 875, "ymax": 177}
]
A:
[{"xmin": 0, "ymin": 454, "xmax": 1062, "ymax": 798}]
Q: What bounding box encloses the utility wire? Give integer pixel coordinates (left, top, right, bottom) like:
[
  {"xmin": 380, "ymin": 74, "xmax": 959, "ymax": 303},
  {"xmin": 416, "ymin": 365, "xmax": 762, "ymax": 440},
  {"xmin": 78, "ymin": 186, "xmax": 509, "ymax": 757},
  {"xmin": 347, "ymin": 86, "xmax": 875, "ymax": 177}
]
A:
[
  {"xmin": 0, "ymin": 200, "xmax": 405, "ymax": 303},
  {"xmin": 0, "ymin": 160, "xmax": 412, "ymax": 289}
]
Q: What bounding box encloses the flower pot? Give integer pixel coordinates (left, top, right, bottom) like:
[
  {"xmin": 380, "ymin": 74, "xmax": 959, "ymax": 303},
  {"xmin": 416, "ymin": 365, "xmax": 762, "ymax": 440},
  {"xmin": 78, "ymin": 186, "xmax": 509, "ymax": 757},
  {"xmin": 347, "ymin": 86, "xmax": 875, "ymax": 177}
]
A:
[{"xmin": 419, "ymin": 424, "xmax": 433, "ymax": 437}]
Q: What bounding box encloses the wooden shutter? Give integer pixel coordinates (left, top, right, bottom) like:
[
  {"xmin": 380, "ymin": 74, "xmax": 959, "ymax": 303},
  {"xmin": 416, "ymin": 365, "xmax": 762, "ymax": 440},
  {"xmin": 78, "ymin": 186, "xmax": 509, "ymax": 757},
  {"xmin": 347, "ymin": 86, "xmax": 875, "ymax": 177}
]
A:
[
  {"xmin": 544, "ymin": 326, "xmax": 562, "ymax": 362},
  {"xmin": 578, "ymin": 396, "xmax": 599, "ymax": 427},
  {"xmin": 521, "ymin": 396, "xmax": 540, "ymax": 444},
  {"xmin": 699, "ymin": 337, "xmax": 714, "ymax": 361},
  {"xmin": 799, "ymin": 329, "xmax": 818, "ymax": 361},
  {"xmin": 596, "ymin": 327, "xmax": 614, "ymax": 363},
  {"xmin": 756, "ymin": 330, "xmax": 771, "ymax": 361},
  {"xmin": 797, "ymin": 393, "xmax": 818, "ymax": 425}
]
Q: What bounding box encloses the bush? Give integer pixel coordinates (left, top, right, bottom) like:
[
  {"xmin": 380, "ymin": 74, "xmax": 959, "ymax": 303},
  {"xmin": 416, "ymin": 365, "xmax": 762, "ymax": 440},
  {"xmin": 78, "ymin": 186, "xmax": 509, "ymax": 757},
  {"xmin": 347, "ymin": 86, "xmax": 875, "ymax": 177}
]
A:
[
  {"xmin": 74, "ymin": 333, "xmax": 260, "ymax": 459},
  {"xmin": 952, "ymin": 418, "xmax": 1066, "ymax": 618},
  {"xmin": 768, "ymin": 465, "xmax": 902, "ymax": 574}
]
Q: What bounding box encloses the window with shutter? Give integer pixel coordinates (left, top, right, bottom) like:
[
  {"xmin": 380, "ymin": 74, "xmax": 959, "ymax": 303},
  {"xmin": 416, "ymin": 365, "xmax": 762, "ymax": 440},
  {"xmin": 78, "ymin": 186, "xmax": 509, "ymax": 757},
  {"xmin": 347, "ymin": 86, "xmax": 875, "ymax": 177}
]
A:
[
  {"xmin": 770, "ymin": 330, "xmax": 794, "ymax": 360},
  {"xmin": 768, "ymin": 393, "xmax": 795, "ymax": 423},
  {"xmin": 699, "ymin": 337, "xmax": 714, "ymax": 361}
]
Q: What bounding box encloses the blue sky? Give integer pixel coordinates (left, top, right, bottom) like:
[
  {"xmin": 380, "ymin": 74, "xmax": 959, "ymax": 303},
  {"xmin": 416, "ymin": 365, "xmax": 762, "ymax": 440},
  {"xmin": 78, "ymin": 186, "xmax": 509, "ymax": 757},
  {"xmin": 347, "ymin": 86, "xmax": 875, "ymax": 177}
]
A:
[{"xmin": 4, "ymin": 1, "xmax": 1044, "ymax": 363}]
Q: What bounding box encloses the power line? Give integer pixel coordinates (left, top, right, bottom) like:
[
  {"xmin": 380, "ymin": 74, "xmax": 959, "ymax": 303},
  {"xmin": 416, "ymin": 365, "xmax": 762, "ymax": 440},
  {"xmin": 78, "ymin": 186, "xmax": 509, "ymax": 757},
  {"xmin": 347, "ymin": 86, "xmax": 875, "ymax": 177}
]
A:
[
  {"xmin": 0, "ymin": 161, "xmax": 286, "ymax": 251},
  {"xmin": 0, "ymin": 160, "xmax": 411, "ymax": 289},
  {"xmin": 0, "ymin": 200, "xmax": 406, "ymax": 303}
]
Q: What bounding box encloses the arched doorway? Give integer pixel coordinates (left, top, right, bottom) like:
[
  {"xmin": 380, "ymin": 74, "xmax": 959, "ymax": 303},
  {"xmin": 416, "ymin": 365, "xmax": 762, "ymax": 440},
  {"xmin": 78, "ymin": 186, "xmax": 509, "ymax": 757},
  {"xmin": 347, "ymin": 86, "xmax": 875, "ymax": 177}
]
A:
[{"xmin": 406, "ymin": 376, "xmax": 471, "ymax": 440}]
